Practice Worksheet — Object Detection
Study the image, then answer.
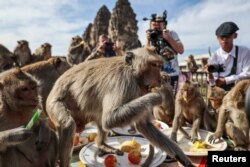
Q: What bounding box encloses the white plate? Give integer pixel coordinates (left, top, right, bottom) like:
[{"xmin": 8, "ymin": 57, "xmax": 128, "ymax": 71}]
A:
[
  {"xmin": 73, "ymin": 126, "xmax": 98, "ymax": 151},
  {"xmin": 79, "ymin": 136, "xmax": 167, "ymax": 167},
  {"xmin": 112, "ymin": 120, "xmax": 169, "ymax": 136},
  {"xmin": 162, "ymin": 127, "xmax": 227, "ymax": 156}
]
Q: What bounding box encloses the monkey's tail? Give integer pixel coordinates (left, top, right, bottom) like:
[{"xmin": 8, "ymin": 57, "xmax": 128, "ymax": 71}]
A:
[
  {"xmin": 136, "ymin": 121, "xmax": 195, "ymax": 167},
  {"xmin": 141, "ymin": 144, "xmax": 154, "ymax": 167}
]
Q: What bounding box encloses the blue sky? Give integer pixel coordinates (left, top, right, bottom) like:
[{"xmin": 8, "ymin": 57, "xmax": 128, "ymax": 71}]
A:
[{"xmin": 1, "ymin": 0, "xmax": 250, "ymax": 63}]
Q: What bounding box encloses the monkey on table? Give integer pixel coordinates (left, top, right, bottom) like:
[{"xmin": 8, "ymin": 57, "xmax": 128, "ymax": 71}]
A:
[
  {"xmin": 171, "ymin": 80, "xmax": 207, "ymax": 142},
  {"xmin": 151, "ymin": 71, "xmax": 175, "ymax": 126},
  {"xmin": 209, "ymin": 79, "xmax": 250, "ymax": 150},
  {"xmin": 0, "ymin": 68, "xmax": 58, "ymax": 167},
  {"xmin": 32, "ymin": 42, "xmax": 52, "ymax": 62},
  {"xmin": 46, "ymin": 47, "xmax": 194, "ymax": 167}
]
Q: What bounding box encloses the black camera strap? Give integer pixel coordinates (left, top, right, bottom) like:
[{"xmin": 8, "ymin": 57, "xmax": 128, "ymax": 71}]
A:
[
  {"xmin": 228, "ymin": 45, "xmax": 238, "ymax": 76},
  {"xmin": 222, "ymin": 45, "xmax": 238, "ymax": 91}
]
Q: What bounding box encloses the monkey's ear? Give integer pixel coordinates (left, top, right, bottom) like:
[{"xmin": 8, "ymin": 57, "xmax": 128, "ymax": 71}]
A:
[{"xmin": 125, "ymin": 52, "xmax": 134, "ymax": 65}]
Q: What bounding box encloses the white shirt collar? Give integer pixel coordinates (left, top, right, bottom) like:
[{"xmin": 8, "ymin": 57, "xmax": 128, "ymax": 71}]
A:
[{"xmin": 219, "ymin": 45, "xmax": 236, "ymax": 59}]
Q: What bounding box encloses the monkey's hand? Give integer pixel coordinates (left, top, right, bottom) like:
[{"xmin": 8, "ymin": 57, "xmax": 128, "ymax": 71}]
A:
[
  {"xmin": 0, "ymin": 127, "xmax": 33, "ymax": 146},
  {"xmin": 34, "ymin": 120, "xmax": 51, "ymax": 151},
  {"xmin": 208, "ymin": 132, "xmax": 223, "ymax": 144},
  {"xmin": 170, "ymin": 132, "xmax": 177, "ymax": 142}
]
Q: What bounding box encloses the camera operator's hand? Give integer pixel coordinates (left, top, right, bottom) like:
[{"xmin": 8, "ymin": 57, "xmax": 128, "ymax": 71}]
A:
[
  {"xmin": 216, "ymin": 77, "xmax": 226, "ymax": 87},
  {"xmin": 162, "ymin": 29, "xmax": 171, "ymax": 41},
  {"xmin": 97, "ymin": 40, "xmax": 107, "ymax": 53}
]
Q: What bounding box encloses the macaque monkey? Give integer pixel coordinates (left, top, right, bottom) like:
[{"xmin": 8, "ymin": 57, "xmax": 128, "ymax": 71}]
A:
[
  {"xmin": 46, "ymin": 47, "xmax": 194, "ymax": 167},
  {"xmin": 201, "ymin": 57, "xmax": 208, "ymax": 72},
  {"xmin": 209, "ymin": 79, "xmax": 250, "ymax": 150},
  {"xmin": 66, "ymin": 35, "xmax": 91, "ymax": 65},
  {"xmin": 0, "ymin": 68, "xmax": 58, "ymax": 167},
  {"xmin": 152, "ymin": 71, "xmax": 175, "ymax": 126},
  {"xmin": 0, "ymin": 44, "xmax": 15, "ymax": 72},
  {"xmin": 21, "ymin": 57, "xmax": 71, "ymax": 114},
  {"xmin": 32, "ymin": 42, "xmax": 52, "ymax": 62},
  {"xmin": 171, "ymin": 80, "xmax": 207, "ymax": 142},
  {"xmin": 204, "ymin": 86, "xmax": 226, "ymax": 131},
  {"xmin": 186, "ymin": 55, "xmax": 198, "ymax": 73},
  {"xmin": 13, "ymin": 40, "xmax": 32, "ymax": 67}
]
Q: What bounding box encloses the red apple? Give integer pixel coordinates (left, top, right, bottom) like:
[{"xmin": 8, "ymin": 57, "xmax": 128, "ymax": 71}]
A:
[
  {"xmin": 128, "ymin": 149, "xmax": 142, "ymax": 165},
  {"xmin": 104, "ymin": 154, "xmax": 117, "ymax": 167}
]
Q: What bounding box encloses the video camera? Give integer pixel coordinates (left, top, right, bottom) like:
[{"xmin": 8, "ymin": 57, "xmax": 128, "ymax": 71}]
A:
[
  {"xmin": 143, "ymin": 10, "xmax": 177, "ymax": 61},
  {"xmin": 207, "ymin": 64, "xmax": 225, "ymax": 73}
]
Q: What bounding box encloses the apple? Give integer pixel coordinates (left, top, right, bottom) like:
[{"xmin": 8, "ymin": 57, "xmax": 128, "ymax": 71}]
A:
[
  {"xmin": 128, "ymin": 149, "xmax": 142, "ymax": 165},
  {"xmin": 104, "ymin": 154, "xmax": 117, "ymax": 167}
]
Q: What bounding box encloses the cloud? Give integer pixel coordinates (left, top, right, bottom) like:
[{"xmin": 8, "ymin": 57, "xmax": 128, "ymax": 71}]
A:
[
  {"xmin": 0, "ymin": 0, "xmax": 88, "ymax": 55},
  {"xmin": 1, "ymin": 0, "xmax": 249, "ymax": 59}
]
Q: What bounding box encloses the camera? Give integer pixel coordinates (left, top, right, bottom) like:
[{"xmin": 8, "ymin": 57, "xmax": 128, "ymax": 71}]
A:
[
  {"xmin": 104, "ymin": 42, "xmax": 114, "ymax": 51},
  {"xmin": 207, "ymin": 64, "xmax": 225, "ymax": 73},
  {"xmin": 147, "ymin": 29, "xmax": 162, "ymax": 41}
]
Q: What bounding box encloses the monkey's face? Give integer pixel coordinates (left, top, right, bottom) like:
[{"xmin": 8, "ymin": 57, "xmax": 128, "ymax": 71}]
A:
[
  {"xmin": 1, "ymin": 70, "xmax": 39, "ymax": 112},
  {"xmin": 209, "ymin": 98, "xmax": 223, "ymax": 109},
  {"xmin": 71, "ymin": 36, "xmax": 82, "ymax": 45},
  {"xmin": 143, "ymin": 60, "xmax": 163, "ymax": 88},
  {"xmin": 179, "ymin": 82, "xmax": 195, "ymax": 101}
]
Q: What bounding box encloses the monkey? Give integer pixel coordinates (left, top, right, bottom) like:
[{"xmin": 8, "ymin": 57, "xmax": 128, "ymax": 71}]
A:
[
  {"xmin": 66, "ymin": 35, "xmax": 91, "ymax": 65},
  {"xmin": 201, "ymin": 57, "xmax": 208, "ymax": 72},
  {"xmin": 0, "ymin": 68, "xmax": 58, "ymax": 167},
  {"xmin": 186, "ymin": 55, "xmax": 198, "ymax": 74},
  {"xmin": 204, "ymin": 86, "xmax": 227, "ymax": 131},
  {"xmin": 32, "ymin": 43, "xmax": 52, "ymax": 62},
  {"xmin": 208, "ymin": 79, "xmax": 250, "ymax": 150},
  {"xmin": 13, "ymin": 40, "xmax": 32, "ymax": 67},
  {"xmin": 171, "ymin": 80, "xmax": 207, "ymax": 142},
  {"xmin": 21, "ymin": 57, "xmax": 71, "ymax": 115},
  {"xmin": 0, "ymin": 44, "xmax": 15, "ymax": 72},
  {"xmin": 151, "ymin": 71, "xmax": 175, "ymax": 126},
  {"xmin": 46, "ymin": 47, "xmax": 194, "ymax": 167}
]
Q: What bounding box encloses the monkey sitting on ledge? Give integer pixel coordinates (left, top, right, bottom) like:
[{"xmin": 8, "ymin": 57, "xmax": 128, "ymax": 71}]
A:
[{"xmin": 46, "ymin": 47, "xmax": 194, "ymax": 167}]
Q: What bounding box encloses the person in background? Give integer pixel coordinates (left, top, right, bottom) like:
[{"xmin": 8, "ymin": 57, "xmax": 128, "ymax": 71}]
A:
[
  {"xmin": 206, "ymin": 21, "xmax": 250, "ymax": 91},
  {"xmin": 85, "ymin": 34, "xmax": 122, "ymax": 61},
  {"xmin": 146, "ymin": 11, "xmax": 184, "ymax": 96}
]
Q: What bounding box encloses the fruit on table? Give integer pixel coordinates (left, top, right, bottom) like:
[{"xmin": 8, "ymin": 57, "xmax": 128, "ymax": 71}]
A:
[
  {"xmin": 153, "ymin": 121, "xmax": 162, "ymax": 129},
  {"xmin": 87, "ymin": 133, "xmax": 97, "ymax": 142},
  {"xmin": 73, "ymin": 134, "xmax": 79, "ymax": 146},
  {"xmin": 104, "ymin": 154, "xmax": 117, "ymax": 167},
  {"xmin": 120, "ymin": 138, "xmax": 141, "ymax": 152},
  {"xmin": 128, "ymin": 149, "xmax": 142, "ymax": 165}
]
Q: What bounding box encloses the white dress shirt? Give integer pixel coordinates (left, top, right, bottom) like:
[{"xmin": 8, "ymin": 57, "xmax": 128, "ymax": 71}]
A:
[{"xmin": 208, "ymin": 45, "xmax": 250, "ymax": 85}]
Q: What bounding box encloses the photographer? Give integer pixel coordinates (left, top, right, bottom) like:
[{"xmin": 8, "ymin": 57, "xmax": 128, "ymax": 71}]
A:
[
  {"xmin": 85, "ymin": 34, "xmax": 122, "ymax": 61},
  {"xmin": 145, "ymin": 11, "xmax": 184, "ymax": 96},
  {"xmin": 207, "ymin": 22, "xmax": 250, "ymax": 91}
]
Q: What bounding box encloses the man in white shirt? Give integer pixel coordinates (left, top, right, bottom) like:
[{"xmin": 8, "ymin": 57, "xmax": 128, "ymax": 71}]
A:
[
  {"xmin": 207, "ymin": 21, "xmax": 250, "ymax": 91},
  {"xmin": 146, "ymin": 11, "xmax": 184, "ymax": 96}
]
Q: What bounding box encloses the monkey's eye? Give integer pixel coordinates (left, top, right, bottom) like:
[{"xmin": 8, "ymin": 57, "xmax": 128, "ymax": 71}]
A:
[{"xmin": 150, "ymin": 63, "xmax": 162, "ymax": 68}]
